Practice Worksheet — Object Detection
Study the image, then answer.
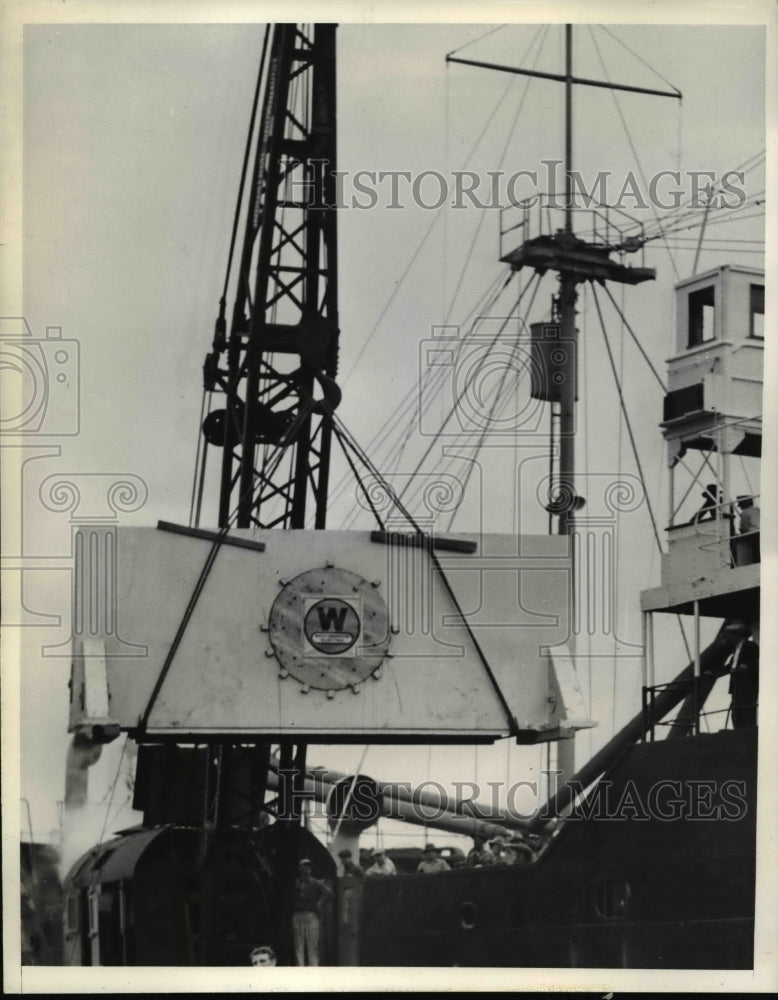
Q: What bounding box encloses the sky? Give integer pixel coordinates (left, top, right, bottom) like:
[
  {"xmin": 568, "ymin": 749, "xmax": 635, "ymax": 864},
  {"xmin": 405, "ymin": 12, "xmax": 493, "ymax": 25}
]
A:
[{"xmin": 2, "ymin": 4, "xmax": 774, "ymax": 981}]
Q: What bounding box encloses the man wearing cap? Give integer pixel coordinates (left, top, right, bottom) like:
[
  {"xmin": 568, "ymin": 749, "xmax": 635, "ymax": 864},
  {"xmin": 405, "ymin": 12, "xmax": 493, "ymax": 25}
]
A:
[
  {"xmin": 490, "ymin": 835, "xmax": 514, "ymax": 865},
  {"xmin": 292, "ymin": 858, "xmax": 333, "ymax": 966},
  {"xmin": 337, "ymin": 848, "xmax": 364, "ymax": 878},
  {"xmin": 365, "ymin": 849, "xmax": 396, "ymax": 876},
  {"xmin": 417, "ymin": 843, "xmax": 450, "ymax": 873}
]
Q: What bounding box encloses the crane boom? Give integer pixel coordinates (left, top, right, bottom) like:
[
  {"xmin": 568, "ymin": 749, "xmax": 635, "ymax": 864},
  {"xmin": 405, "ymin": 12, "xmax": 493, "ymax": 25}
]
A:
[{"xmin": 201, "ymin": 23, "xmax": 339, "ymax": 530}]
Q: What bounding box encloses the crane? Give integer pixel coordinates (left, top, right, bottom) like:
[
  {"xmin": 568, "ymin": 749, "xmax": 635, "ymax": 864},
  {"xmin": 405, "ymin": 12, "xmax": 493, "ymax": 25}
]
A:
[{"xmin": 189, "ymin": 23, "xmax": 340, "ymax": 963}]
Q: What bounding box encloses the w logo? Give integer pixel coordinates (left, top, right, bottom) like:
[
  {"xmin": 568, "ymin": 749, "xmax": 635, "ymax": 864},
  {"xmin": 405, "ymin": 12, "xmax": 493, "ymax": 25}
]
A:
[
  {"xmin": 304, "ymin": 597, "xmax": 360, "ymax": 656},
  {"xmin": 317, "ymin": 604, "xmax": 348, "ymax": 631}
]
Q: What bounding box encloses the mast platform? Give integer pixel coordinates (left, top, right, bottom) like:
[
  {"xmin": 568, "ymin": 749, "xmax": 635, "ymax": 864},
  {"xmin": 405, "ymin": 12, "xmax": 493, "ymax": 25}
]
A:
[
  {"xmin": 499, "ymin": 197, "xmax": 655, "ymax": 284},
  {"xmin": 501, "ymin": 231, "xmax": 655, "ymax": 285}
]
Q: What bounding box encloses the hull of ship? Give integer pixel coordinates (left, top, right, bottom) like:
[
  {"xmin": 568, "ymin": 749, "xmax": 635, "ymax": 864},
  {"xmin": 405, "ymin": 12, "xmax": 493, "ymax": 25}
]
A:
[{"xmin": 343, "ymin": 728, "xmax": 756, "ymax": 968}]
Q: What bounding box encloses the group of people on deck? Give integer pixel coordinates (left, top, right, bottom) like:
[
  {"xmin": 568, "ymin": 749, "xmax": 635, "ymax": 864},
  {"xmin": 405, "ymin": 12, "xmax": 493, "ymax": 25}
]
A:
[
  {"xmin": 281, "ymin": 835, "xmax": 533, "ymax": 966},
  {"xmin": 466, "ymin": 833, "xmax": 532, "ymax": 867},
  {"xmin": 337, "ymin": 844, "xmax": 446, "ymax": 877},
  {"xmin": 335, "ymin": 834, "xmax": 531, "ymax": 878}
]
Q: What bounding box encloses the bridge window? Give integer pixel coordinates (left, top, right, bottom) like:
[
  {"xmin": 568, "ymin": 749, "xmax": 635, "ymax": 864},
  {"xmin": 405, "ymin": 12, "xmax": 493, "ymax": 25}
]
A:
[
  {"xmin": 688, "ymin": 286, "xmax": 715, "ymax": 347},
  {"xmin": 750, "ymin": 284, "xmax": 764, "ymax": 339}
]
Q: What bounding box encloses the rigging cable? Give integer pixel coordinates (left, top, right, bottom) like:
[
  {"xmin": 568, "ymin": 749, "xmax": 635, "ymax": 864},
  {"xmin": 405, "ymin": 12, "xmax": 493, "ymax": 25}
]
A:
[
  {"xmin": 445, "ymin": 25, "xmax": 548, "ymax": 323},
  {"xmin": 601, "ymin": 284, "xmax": 666, "ymax": 391},
  {"xmin": 644, "ymin": 191, "xmax": 766, "ymax": 240},
  {"xmin": 333, "ymin": 267, "xmax": 513, "ymax": 525},
  {"xmin": 331, "ymin": 746, "xmax": 370, "ymax": 842},
  {"xmin": 222, "ymin": 25, "xmax": 270, "ymax": 305},
  {"xmin": 652, "ymin": 246, "xmax": 763, "ymax": 257},
  {"xmin": 641, "ymin": 199, "xmax": 766, "ymax": 244},
  {"xmin": 383, "ymin": 270, "xmax": 514, "ymax": 481},
  {"xmin": 588, "ymin": 26, "xmax": 680, "ymax": 283},
  {"xmin": 639, "ymin": 150, "xmax": 765, "ymax": 236},
  {"xmin": 190, "ymin": 26, "xmax": 271, "ymax": 530},
  {"xmin": 444, "ymin": 271, "xmax": 543, "ymax": 531},
  {"xmin": 96, "ymin": 738, "xmax": 128, "ymax": 851},
  {"xmin": 397, "ymin": 272, "xmax": 542, "ymax": 508},
  {"xmin": 591, "ymin": 284, "xmax": 692, "ymax": 664},
  {"xmin": 324, "ymin": 404, "xmax": 523, "ymax": 736},
  {"xmin": 646, "ymin": 204, "xmax": 765, "ymax": 241},
  {"xmin": 382, "ymin": 275, "xmax": 516, "ymax": 524},
  {"xmin": 640, "ymin": 177, "xmax": 765, "ymax": 246},
  {"xmin": 138, "ymin": 400, "xmax": 316, "ymax": 730},
  {"xmin": 340, "ymin": 26, "xmax": 546, "ymax": 393},
  {"xmin": 331, "ymin": 419, "xmax": 387, "ymax": 530},
  {"xmin": 612, "ymin": 277, "xmax": 627, "ymax": 734},
  {"xmin": 334, "ymin": 27, "xmax": 549, "ymax": 508},
  {"xmin": 444, "ymin": 39, "xmax": 449, "ymax": 320},
  {"xmin": 446, "ymin": 23, "xmax": 510, "ymax": 58},
  {"xmin": 328, "ymin": 409, "xmax": 422, "ymax": 530},
  {"xmin": 597, "ymin": 25, "xmax": 682, "ymax": 96},
  {"xmin": 412, "ymin": 314, "xmax": 529, "ymax": 529},
  {"xmin": 692, "ymin": 192, "xmax": 715, "ymax": 276},
  {"xmin": 189, "ymin": 387, "xmax": 210, "ymax": 528}
]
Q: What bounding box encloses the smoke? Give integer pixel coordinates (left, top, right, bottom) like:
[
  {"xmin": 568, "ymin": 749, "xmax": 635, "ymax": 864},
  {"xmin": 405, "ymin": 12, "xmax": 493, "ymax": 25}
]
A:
[
  {"xmin": 59, "ymin": 733, "xmax": 142, "ymax": 878},
  {"xmin": 64, "ymin": 732, "xmax": 104, "ymax": 810}
]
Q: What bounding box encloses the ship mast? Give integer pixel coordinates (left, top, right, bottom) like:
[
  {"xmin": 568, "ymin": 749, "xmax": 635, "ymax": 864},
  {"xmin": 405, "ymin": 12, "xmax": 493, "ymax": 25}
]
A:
[
  {"xmin": 449, "ymin": 25, "xmax": 680, "ymax": 784},
  {"xmin": 448, "ymin": 25, "xmax": 680, "ymax": 539},
  {"xmin": 559, "ymin": 23, "xmax": 576, "ymax": 537}
]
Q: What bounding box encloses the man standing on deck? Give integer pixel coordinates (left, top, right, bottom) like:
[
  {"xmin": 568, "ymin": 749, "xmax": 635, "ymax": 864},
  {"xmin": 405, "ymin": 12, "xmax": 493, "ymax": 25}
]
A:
[
  {"xmin": 417, "ymin": 843, "xmax": 450, "ymax": 873},
  {"xmin": 337, "ymin": 848, "xmax": 364, "ymax": 878},
  {"xmin": 467, "ymin": 834, "xmax": 495, "ymax": 868},
  {"xmin": 292, "ymin": 858, "xmax": 333, "ymax": 966},
  {"xmin": 693, "ymin": 483, "xmax": 721, "ymax": 522},
  {"xmin": 737, "ymin": 496, "xmax": 761, "ymax": 563},
  {"xmin": 365, "ymin": 848, "xmax": 396, "ymax": 876}
]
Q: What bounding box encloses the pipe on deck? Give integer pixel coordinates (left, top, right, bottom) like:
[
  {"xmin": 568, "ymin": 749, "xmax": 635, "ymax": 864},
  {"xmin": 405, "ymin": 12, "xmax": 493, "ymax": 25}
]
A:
[{"xmin": 266, "ymin": 767, "xmax": 531, "ymax": 842}]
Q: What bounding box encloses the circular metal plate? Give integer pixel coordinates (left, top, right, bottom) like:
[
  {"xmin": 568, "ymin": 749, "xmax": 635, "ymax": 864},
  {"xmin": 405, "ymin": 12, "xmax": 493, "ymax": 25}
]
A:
[{"xmin": 268, "ymin": 566, "xmax": 390, "ymax": 691}]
